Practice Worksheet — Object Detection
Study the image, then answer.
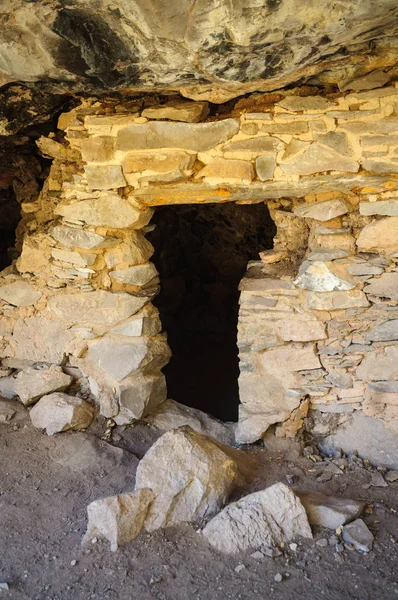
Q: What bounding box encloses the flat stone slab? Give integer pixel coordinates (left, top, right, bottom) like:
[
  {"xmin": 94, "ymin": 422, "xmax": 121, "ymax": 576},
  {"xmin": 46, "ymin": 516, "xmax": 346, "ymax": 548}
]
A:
[
  {"xmin": 342, "ymin": 518, "xmax": 374, "ymax": 552},
  {"xmin": 0, "ymin": 281, "xmax": 41, "ymax": 307},
  {"xmin": 359, "ymin": 200, "xmax": 398, "ymax": 216},
  {"xmin": 294, "ymin": 198, "xmax": 351, "ymax": 221},
  {"xmin": 365, "ymin": 319, "xmax": 398, "ymax": 342},
  {"xmin": 364, "ymin": 273, "xmax": 398, "ymax": 300}
]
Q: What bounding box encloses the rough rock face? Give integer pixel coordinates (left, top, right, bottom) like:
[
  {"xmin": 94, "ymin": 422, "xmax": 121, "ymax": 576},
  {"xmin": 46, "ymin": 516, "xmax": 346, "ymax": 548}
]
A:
[
  {"xmin": 1, "ymin": 0, "xmax": 398, "ymax": 131},
  {"xmin": 202, "ymin": 483, "xmax": 312, "ymax": 554},
  {"xmin": 134, "ymin": 427, "xmax": 254, "ymax": 531}
]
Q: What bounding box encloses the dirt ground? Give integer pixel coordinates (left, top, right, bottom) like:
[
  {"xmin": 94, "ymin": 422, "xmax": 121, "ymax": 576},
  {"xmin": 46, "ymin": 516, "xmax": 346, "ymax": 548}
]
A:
[{"xmin": 1, "ymin": 399, "xmax": 398, "ymax": 600}]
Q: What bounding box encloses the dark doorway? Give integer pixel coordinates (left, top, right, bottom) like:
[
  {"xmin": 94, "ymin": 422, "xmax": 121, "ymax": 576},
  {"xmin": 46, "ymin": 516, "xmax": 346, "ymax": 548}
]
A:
[{"xmin": 147, "ymin": 202, "xmax": 276, "ymax": 422}]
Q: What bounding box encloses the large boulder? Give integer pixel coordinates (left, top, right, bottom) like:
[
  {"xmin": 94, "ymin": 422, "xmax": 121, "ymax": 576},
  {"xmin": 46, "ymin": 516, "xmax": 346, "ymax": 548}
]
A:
[
  {"xmin": 29, "ymin": 392, "xmax": 95, "ymax": 435},
  {"xmin": 202, "ymin": 483, "xmax": 312, "ymax": 554},
  {"xmin": 83, "ymin": 489, "xmax": 154, "ymax": 551},
  {"xmin": 135, "ymin": 426, "xmax": 255, "ymax": 531}
]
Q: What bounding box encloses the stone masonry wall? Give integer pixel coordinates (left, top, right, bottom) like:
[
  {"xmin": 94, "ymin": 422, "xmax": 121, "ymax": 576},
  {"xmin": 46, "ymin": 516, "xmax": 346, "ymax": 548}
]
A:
[{"xmin": 1, "ymin": 85, "xmax": 398, "ymax": 453}]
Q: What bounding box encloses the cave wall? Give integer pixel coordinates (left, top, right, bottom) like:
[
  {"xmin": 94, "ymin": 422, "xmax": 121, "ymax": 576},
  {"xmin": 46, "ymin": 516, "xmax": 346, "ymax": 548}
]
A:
[{"xmin": 1, "ymin": 86, "xmax": 398, "ymax": 462}]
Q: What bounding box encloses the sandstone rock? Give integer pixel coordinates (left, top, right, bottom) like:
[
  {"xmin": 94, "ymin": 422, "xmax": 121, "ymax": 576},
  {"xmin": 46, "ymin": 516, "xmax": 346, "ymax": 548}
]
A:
[
  {"xmin": 293, "ymin": 198, "xmax": 351, "ymax": 221},
  {"xmin": 104, "ymin": 234, "xmax": 154, "ymax": 269},
  {"xmin": 55, "ymin": 196, "xmax": 153, "ymax": 229},
  {"xmin": 307, "ymin": 248, "xmax": 349, "ymax": 261},
  {"xmin": 121, "ymin": 150, "xmax": 195, "ymax": 180},
  {"xmin": 313, "ymin": 131, "xmax": 352, "ymax": 156},
  {"xmin": 356, "ymin": 345, "xmax": 398, "ymax": 381},
  {"xmin": 347, "ymin": 263, "xmax": 383, "ymax": 276},
  {"xmin": 110, "ymin": 263, "xmax": 158, "ymax": 286},
  {"xmin": 50, "ymin": 226, "xmax": 116, "ymax": 250},
  {"xmin": 144, "ymin": 399, "xmax": 234, "ymax": 446},
  {"xmin": 294, "ymin": 261, "xmax": 356, "ymax": 291},
  {"xmin": 0, "ymin": 398, "xmax": 17, "ymax": 422},
  {"xmin": 261, "ymin": 121, "xmax": 309, "ymax": 134},
  {"xmin": 278, "ymin": 96, "xmax": 334, "ymax": 112},
  {"xmin": 115, "ymin": 372, "xmax": 167, "ymax": 423},
  {"xmin": 359, "ymin": 200, "xmax": 398, "ymax": 216},
  {"xmin": 117, "ymin": 120, "xmax": 239, "ymax": 152},
  {"xmin": 29, "ymin": 392, "xmax": 94, "ymax": 435},
  {"xmin": 142, "ymin": 101, "xmax": 209, "ymax": 122},
  {"xmin": 51, "ymin": 248, "xmax": 96, "ymax": 267},
  {"xmin": 342, "ymin": 519, "xmax": 374, "ymax": 552},
  {"xmin": 8, "ymin": 316, "xmax": 76, "ymax": 363},
  {"xmin": 307, "ymin": 289, "xmax": 369, "ymax": 310},
  {"xmin": 342, "ymin": 69, "xmax": 390, "ymax": 92},
  {"xmin": 296, "ymin": 491, "xmax": 364, "ymax": 529},
  {"xmin": 280, "ymin": 144, "xmax": 358, "ymax": 175},
  {"xmin": 84, "ymin": 165, "xmax": 126, "ymax": 190},
  {"xmin": 259, "ymin": 249, "xmax": 288, "ymax": 263},
  {"xmin": 365, "ymin": 319, "xmax": 398, "ymax": 342},
  {"xmin": 255, "ymin": 156, "xmax": 276, "ymax": 181},
  {"xmin": 17, "ymin": 234, "xmax": 52, "ymax": 274},
  {"xmin": 85, "ymin": 335, "xmax": 170, "ymax": 381},
  {"xmin": 222, "ymin": 137, "xmax": 283, "ymax": 154},
  {"xmin": 356, "ymin": 217, "xmax": 398, "ymax": 253},
  {"xmin": 47, "ymin": 290, "xmax": 149, "ymax": 326},
  {"xmin": 202, "ymin": 483, "xmax": 312, "ymax": 554},
  {"xmin": 236, "ymin": 344, "xmax": 321, "ymax": 444},
  {"xmin": 321, "ymin": 412, "xmax": 398, "ymax": 469},
  {"xmin": 109, "ymin": 306, "xmax": 161, "ymax": 337},
  {"xmin": 83, "ymin": 489, "xmax": 154, "ymax": 551},
  {"xmin": 14, "ymin": 366, "xmax": 73, "ymax": 406},
  {"xmin": 79, "ymin": 137, "xmax": 115, "ymax": 162},
  {"xmin": 197, "ymin": 158, "xmax": 253, "ymax": 185},
  {"xmin": 135, "ymin": 427, "xmax": 254, "ymax": 531},
  {"xmin": 364, "ymin": 273, "xmax": 398, "ymax": 299},
  {"xmin": 0, "ymin": 281, "xmax": 41, "ymax": 307}
]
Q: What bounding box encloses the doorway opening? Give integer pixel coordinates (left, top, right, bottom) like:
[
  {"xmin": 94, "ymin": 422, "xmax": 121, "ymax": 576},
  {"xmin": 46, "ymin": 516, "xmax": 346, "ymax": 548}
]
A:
[{"xmin": 147, "ymin": 202, "xmax": 276, "ymax": 422}]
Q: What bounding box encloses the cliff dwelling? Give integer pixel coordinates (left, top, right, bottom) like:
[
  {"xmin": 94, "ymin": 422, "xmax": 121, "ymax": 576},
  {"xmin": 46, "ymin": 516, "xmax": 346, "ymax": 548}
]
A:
[{"xmin": 1, "ymin": 1, "xmax": 398, "ymax": 598}]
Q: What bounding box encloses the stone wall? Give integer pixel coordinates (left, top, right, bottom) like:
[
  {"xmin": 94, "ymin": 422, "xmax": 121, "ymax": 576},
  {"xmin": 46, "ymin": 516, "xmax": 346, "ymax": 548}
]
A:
[{"xmin": 1, "ymin": 85, "xmax": 398, "ymax": 460}]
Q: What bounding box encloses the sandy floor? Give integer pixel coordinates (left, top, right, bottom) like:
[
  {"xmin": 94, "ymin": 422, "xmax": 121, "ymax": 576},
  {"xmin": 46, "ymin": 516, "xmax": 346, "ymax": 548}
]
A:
[{"xmin": 1, "ymin": 399, "xmax": 398, "ymax": 600}]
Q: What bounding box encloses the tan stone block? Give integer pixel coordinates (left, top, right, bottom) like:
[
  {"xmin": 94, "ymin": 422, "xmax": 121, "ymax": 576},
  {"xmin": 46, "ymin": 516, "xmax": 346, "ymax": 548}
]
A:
[
  {"xmin": 278, "ymin": 96, "xmax": 334, "ymax": 112},
  {"xmin": 280, "ymin": 143, "xmax": 359, "ymax": 175},
  {"xmin": 142, "ymin": 101, "xmax": 209, "ymax": 123},
  {"xmin": 17, "ymin": 233, "xmax": 52, "ymax": 274},
  {"xmin": 55, "ymin": 196, "xmax": 153, "ymax": 229},
  {"xmin": 104, "ymin": 232, "xmax": 154, "ymax": 268},
  {"xmin": 307, "ymin": 290, "xmax": 369, "ymax": 310},
  {"xmin": 356, "ymin": 217, "xmax": 398, "ymax": 253},
  {"xmin": 197, "ymin": 158, "xmax": 253, "ymax": 185},
  {"xmin": 80, "ymin": 137, "xmax": 115, "ymax": 162},
  {"xmin": 84, "ymin": 165, "xmax": 126, "ymax": 190},
  {"xmin": 222, "ymin": 136, "xmax": 283, "ymax": 154},
  {"xmin": 121, "ymin": 150, "xmax": 194, "ymax": 174},
  {"xmin": 294, "ymin": 197, "xmax": 351, "ymax": 221}
]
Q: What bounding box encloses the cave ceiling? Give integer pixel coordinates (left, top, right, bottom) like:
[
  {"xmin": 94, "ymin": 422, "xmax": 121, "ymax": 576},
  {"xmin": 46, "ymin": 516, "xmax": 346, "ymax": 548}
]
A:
[{"xmin": 0, "ymin": 0, "xmax": 398, "ymax": 133}]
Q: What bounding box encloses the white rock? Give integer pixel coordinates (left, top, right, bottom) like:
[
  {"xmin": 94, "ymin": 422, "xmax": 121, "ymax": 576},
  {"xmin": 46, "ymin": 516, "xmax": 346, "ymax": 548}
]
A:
[
  {"xmin": 83, "ymin": 489, "xmax": 154, "ymax": 551},
  {"xmin": 294, "ymin": 261, "xmax": 356, "ymax": 291},
  {"xmin": 144, "ymin": 399, "xmax": 234, "ymax": 445},
  {"xmin": 50, "ymin": 225, "xmax": 117, "ymax": 249},
  {"xmin": 0, "ymin": 281, "xmax": 41, "ymax": 307},
  {"xmin": 296, "ymin": 490, "xmax": 364, "ymax": 529},
  {"xmin": 135, "ymin": 427, "xmax": 254, "ymax": 531},
  {"xmin": 342, "ymin": 518, "xmax": 374, "ymax": 552},
  {"xmin": 294, "ymin": 198, "xmax": 351, "ymax": 221},
  {"xmin": 85, "ymin": 335, "xmax": 171, "ymax": 381},
  {"xmin": 109, "ymin": 306, "xmax": 161, "ymax": 337},
  {"xmin": 202, "ymin": 483, "xmax": 312, "ymax": 554},
  {"xmin": 29, "ymin": 392, "xmax": 94, "ymax": 435},
  {"xmin": 14, "ymin": 366, "xmax": 73, "ymax": 406},
  {"xmin": 0, "ymin": 375, "xmax": 18, "ymax": 400},
  {"xmin": 115, "ymin": 372, "xmax": 167, "ymax": 422},
  {"xmin": 110, "ymin": 263, "xmax": 158, "ymax": 286}
]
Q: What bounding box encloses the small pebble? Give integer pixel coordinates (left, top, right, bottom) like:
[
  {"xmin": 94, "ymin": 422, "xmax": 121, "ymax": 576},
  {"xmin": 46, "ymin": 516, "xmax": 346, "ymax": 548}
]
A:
[
  {"xmin": 316, "ymin": 538, "xmax": 328, "ymax": 547},
  {"xmin": 274, "ymin": 573, "xmax": 283, "ymax": 583},
  {"xmin": 385, "ymin": 470, "xmax": 398, "ymax": 483},
  {"xmin": 235, "ymin": 564, "xmax": 246, "ymax": 573},
  {"xmin": 250, "ymin": 551, "xmax": 264, "ymax": 560},
  {"xmin": 0, "ymin": 583, "xmax": 9, "ymax": 591},
  {"xmin": 289, "ymin": 543, "xmax": 298, "ymax": 552},
  {"xmin": 91, "ymin": 537, "xmax": 98, "ymax": 544},
  {"xmin": 70, "ymin": 560, "xmax": 77, "ymax": 566}
]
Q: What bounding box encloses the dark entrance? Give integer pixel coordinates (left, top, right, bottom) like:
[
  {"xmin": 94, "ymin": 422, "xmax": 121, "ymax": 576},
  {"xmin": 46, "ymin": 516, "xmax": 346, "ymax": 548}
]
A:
[{"xmin": 147, "ymin": 202, "xmax": 276, "ymax": 422}]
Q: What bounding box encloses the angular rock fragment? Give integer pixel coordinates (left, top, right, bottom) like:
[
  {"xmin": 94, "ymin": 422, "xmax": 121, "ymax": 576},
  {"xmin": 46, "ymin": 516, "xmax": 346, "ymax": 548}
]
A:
[
  {"xmin": 55, "ymin": 196, "xmax": 152, "ymax": 229},
  {"xmin": 280, "ymin": 144, "xmax": 358, "ymax": 175},
  {"xmin": 296, "ymin": 491, "xmax": 364, "ymax": 529},
  {"xmin": 307, "ymin": 290, "xmax": 369, "ymax": 310},
  {"xmin": 135, "ymin": 427, "xmax": 254, "ymax": 531},
  {"xmin": 50, "ymin": 226, "xmax": 116, "ymax": 250},
  {"xmin": 14, "ymin": 366, "xmax": 73, "ymax": 406},
  {"xmin": 294, "ymin": 261, "xmax": 356, "ymax": 291},
  {"xmin": 197, "ymin": 158, "xmax": 253, "ymax": 185},
  {"xmin": 109, "ymin": 306, "xmax": 161, "ymax": 337},
  {"xmin": 359, "ymin": 200, "xmax": 398, "ymax": 217},
  {"xmin": 202, "ymin": 483, "xmax": 312, "ymax": 554},
  {"xmin": 110, "ymin": 263, "xmax": 158, "ymax": 286},
  {"xmin": 83, "ymin": 489, "xmax": 154, "ymax": 551},
  {"xmin": 365, "ymin": 320, "xmax": 398, "ymax": 342},
  {"xmin": 293, "ymin": 198, "xmax": 351, "ymax": 221},
  {"xmin": 0, "ymin": 281, "xmax": 41, "ymax": 307},
  {"xmin": 142, "ymin": 101, "xmax": 209, "ymax": 122},
  {"xmin": 356, "ymin": 217, "xmax": 398, "ymax": 254},
  {"xmin": 29, "ymin": 393, "xmax": 94, "ymax": 435},
  {"xmin": 307, "ymin": 248, "xmax": 349, "ymax": 261},
  {"xmin": 364, "ymin": 273, "xmax": 398, "ymax": 300},
  {"xmin": 342, "ymin": 519, "xmax": 374, "ymax": 552},
  {"xmin": 144, "ymin": 399, "xmax": 234, "ymax": 445},
  {"xmin": 255, "ymin": 156, "xmax": 276, "ymax": 181},
  {"xmin": 356, "ymin": 346, "xmax": 398, "ymax": 381},
  {"xmin": 115, "ymin": 372, "xmax": 167, "ymax": 423},
  {"xmin": 278, "ymin": 96, "xmax": 334, "ymax": 112}
]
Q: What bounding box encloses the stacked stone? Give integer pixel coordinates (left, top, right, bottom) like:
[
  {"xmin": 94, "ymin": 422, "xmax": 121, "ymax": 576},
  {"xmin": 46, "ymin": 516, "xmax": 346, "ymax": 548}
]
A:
[{"xmin": 237, "ymin": 193, "xmax": 398, "ymax": 444}]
